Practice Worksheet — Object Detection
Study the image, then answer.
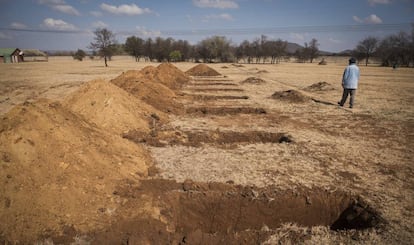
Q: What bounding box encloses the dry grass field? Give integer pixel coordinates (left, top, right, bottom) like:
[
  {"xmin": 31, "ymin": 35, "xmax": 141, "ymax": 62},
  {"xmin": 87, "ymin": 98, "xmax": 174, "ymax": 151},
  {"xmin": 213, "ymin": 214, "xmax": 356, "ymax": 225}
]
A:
[{"xmin": 0, "ymin": 56, "xmax": 413, "ymax": 244}]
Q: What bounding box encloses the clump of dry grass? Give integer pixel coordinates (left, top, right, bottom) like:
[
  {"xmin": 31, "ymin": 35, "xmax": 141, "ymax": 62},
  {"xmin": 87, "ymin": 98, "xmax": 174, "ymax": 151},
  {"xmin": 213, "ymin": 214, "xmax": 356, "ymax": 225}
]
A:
[{"xmin": 263, "ymin": 223, "xmax": 384, "ymax": 245}]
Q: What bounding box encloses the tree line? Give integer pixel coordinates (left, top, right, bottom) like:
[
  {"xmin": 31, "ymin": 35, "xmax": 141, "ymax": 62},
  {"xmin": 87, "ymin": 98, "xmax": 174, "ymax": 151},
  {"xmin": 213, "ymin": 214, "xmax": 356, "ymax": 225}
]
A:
[
  {"xmin": 353, "ymin": 27, "xmax": 414, "ymax": 67},
  {"xmin": 77, "ymin": 27, "xmax": 414, "ymax": 67},
  {"xmin": 124, "ymin": 34, "xmax": 319, "ymax": 64}
]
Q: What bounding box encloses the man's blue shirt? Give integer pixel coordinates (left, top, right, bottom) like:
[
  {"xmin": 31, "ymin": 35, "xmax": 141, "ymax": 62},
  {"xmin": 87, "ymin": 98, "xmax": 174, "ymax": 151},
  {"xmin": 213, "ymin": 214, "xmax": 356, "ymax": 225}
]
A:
[{"xmin": 342, "ymin": 64, "xmax": 360, "ymax": 89}]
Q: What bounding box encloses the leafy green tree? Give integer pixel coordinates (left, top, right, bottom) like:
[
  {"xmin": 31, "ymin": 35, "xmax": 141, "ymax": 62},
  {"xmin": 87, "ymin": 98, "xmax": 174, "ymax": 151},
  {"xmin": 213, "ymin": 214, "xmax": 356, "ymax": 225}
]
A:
[
  {"xmin": 169, "ymin": 50, "xmax": 182, "ymax": 62},
  {"xmin": 172, "ymin": 40, "xmax": 191, "ymax": 61},
  {"xmin": 144, "ymin": 38, "xmax": 154, "ymax": 61},
  {"xmin": 89, "ymin": 28, "xmax": 117, "ymax": 67},
  {"xmin": 125, "ymin": 36, "xmax": 144, "ymax": 61},
  {"xmin": 196, "ymin": 36, "xmax": 233, "ymax": 63}
]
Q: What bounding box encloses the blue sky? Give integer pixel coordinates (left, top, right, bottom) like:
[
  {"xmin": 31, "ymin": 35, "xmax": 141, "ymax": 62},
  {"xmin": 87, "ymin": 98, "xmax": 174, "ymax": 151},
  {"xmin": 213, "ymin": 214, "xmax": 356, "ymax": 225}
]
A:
[{"xmin": 0, "ymin": 0, "xmax": 413, "ymax": 52}]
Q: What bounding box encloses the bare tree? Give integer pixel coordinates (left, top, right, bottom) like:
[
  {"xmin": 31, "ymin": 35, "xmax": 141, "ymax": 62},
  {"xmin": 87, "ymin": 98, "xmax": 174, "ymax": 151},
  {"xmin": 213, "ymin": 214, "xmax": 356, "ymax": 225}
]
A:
[
  {"xmin": 295, "ymin": 43, "xmax": 309, "ymax": 63},
  {"xmin": 308, "ymin": 38, "xmax": 319, "ymax": 63},
  {"xmin": 89, "ymin": 28, "xmax": 116, "ymax": 67},
  {"xmin": 376, "ymin": 31, "xmax": 413, "ymax": 67},
  {"xmin": 295, "ymin": 39, "xmax": 319, "ymax": 63},
  {"xmin": 356, "ymin": 36, "xmax": 379, "ymax": 66},
  {"xmin": 268, "ymin": 39, "xmax": 287, "ymax": 64}
]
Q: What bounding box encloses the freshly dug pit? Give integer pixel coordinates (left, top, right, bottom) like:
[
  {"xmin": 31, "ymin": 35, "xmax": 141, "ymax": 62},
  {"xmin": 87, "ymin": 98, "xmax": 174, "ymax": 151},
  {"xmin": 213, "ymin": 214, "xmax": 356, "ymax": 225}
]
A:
[
  {"xmin": 84, "ymin": 179, "xmax": 384, "ymax": 244},
  {"xmin": 193, "ymin": 79, "xmax": 233, "ymax": 82},
  {"xmin": 123, "ymin": 129, "xmax": 292, "ymax": 147},
  {"xmin": 190, "ymin": 82, "xmax": 238, "ymax": 86},
  {"xmin": 188, "ymin": 88, "xmax": 244, "ymax": 92},
  {"xmin": 191, "ymin": 95, "xmax": 249, "ymax": 101},
  {"xmin": 186, "ymin": 106, "xmax": 266, "ymax": 115}
]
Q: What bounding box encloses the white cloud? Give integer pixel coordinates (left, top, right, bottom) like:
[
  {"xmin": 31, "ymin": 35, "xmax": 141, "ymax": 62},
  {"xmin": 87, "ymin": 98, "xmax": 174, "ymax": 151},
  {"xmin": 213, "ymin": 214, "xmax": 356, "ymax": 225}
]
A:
[
  {"xmin": 0, "ymin": 32, "xmax": 12, "ymax": 40},
  {"xmin": 42, "ymin": 18, "xmax": 77, "ymax": 31},
  {"xmin": 289, "ymin": 33, "xmax": 305, "ymax": 41},
  {"xmin": 38, "ymin": 0, "xmax": 80, "ymax": 16},
  {"xmin": 328, "ymin": 37, "xmax": 341, "ymax": 44},
  {"xmin": 100, "ymin": 3, "xmax": 151, "ymax": 15},
  {"xmin": 352, "ymin": 16, "xmax": 363, "ymax": 23},
  {"xmin": 353, "ymin": 14, "xmax": 382, "ymax": 24},
  {"xmin": 90, "ymin": 11, "xmax": 102, "ymax": 17},
  {"xmin": 365, "ymin": 14, "xmax": 382, "ymax": 24},
  {"xmin": 52, "ymin": 4, "xmax": 80, "ymax": 15},
  {"xmin": 193, "ymin": 0, "xmax": 239, "ymax": 9},
  {"xmin": 92, "ymin": 21, "xmax": 108, "ymax": 28},
  {"xmin": 135, "ymin": 26, "xmax": 161, "ymax": 37},
  {"xmin": 10, "ymin": 22, "xmax": 27, "ymax": 29},
  {"xmin": 204, "ymin": 13, "xmax": 234, "ymax": 22},
  {"xmin": 39, "ymin": 0, "xmax": 65, "ymax": 4},
  {"xmin": 368, "ymin": 0, "xmax": 391, "ymax": 6}
]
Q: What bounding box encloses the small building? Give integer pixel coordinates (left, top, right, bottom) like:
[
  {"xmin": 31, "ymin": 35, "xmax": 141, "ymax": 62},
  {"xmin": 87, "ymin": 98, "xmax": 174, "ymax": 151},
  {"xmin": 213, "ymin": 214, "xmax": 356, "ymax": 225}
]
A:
[
  {"xmin": 0, "ymin": 48, "xmax": 24, "ymax": 63},
  {"xmin": 22, "ymin": 49, "xmax": 48, "ymax": 62}
]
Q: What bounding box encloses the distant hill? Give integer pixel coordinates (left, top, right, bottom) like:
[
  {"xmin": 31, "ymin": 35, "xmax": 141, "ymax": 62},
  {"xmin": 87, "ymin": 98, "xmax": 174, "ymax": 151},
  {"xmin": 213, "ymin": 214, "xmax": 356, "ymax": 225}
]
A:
[
  {"xmin": 286, "ymin": 42, "xmax": 303, "ymax": 54},
  {"xmin": 285, "ymin": 42, "xmax": 333, "ymax": 55},
  {"xmin": 337, "ymin": 49, "xmax": 354, "ymax": 56}
]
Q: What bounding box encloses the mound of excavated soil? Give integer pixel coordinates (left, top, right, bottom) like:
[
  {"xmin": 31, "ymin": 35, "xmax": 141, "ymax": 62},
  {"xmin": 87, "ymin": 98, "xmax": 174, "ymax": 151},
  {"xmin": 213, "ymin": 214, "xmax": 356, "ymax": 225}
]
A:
[
  {"xmin": 141, "ymin": 63, "xmax": 190, "ymax": 90},
  {"xmin": 63, "ymin": 79, "xmax": 168, "ymax": 135},
  {"xmin": 240, "ymin": 77, "xmax": 266, "ymax": 84},
  {"xmin": 185, "ymin": 64, "xmax": 221, "ymax": 76},
  {"xmin": 0, "ymin": 99, "xmax": 152, "ymax": 242},
  {"xmin": 111, "ymin": 70, "xmax": 184, "ymax": 114},
  {"xmin": 304, "ymin": 81, "xmax": 335, "ymax": 92},
  {"xmin": 271, "ymin": 90, "xmax": 310, "ymax": 103}
]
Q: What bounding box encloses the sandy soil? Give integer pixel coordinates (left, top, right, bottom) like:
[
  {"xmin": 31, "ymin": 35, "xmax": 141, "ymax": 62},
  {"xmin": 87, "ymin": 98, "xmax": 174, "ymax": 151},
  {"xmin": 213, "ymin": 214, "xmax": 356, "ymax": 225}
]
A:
[{"xmin": 0, "ymin": 56, "xmax": 413, "ymax": 244}]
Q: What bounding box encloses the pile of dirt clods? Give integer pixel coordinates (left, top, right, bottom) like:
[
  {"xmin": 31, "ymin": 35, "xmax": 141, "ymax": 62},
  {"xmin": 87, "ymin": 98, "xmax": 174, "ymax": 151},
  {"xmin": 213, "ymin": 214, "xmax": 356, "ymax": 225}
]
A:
[
  {"xmin": 0, "ymin": 62, "xmax": 192, "ymax": 243},
  {"xmin": 110, "ymin": 63, "xmax": 190, "ymax": 114},
  {"xmin": 185, "ymin": 64, "xmax": 221, "ymax": 76},
  {"xmin": 0, "ymin": 99, "xmax": 152, "ymax": 242}
]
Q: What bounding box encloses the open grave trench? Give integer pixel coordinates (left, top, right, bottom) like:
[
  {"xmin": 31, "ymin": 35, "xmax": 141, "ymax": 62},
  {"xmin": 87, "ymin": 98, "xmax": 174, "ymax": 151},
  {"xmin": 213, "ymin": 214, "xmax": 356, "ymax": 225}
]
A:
[
  {"xmin": 68, "ymin": 73, "xmax": 386, "ymax": 244},
  {"xmin": 85, "ymin": 179, "xmax": 384, "ymax": 244},
  {"xmin": 1, "ymin": 69, "xmax": 390, "ymax": 244},
  {"xmin": 112, "ymin": 74, "xmax": 386, "ymax": 243}
]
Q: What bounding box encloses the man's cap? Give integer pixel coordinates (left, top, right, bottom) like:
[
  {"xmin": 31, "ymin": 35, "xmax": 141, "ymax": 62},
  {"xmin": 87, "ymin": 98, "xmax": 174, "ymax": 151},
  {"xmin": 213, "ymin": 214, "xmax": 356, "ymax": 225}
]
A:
[{"xmin": 349, "ymin": 57, "xmax": 356, "ymax": 63}]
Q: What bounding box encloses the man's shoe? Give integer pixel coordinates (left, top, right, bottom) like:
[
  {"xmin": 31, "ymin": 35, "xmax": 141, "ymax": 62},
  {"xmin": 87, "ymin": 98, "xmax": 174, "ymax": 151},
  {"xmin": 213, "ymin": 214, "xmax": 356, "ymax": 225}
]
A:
[
  {"xmin": 349, "ymin": 105, "xmax": 353, "ymax": 108},
  {"xmin": 337, "ymin": 102, "xmax": 343, "ymax": 107}
]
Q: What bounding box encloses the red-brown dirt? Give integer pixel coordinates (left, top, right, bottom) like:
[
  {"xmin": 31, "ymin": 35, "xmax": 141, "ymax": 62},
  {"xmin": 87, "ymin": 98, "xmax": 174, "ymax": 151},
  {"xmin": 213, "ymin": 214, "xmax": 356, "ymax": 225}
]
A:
[
  {"xmin": 0, "ymin": 99, "xmax": 152, "ymax": 242},
  {"xmin": 185, "ymin": 64, "xmax": 221, "ymax": 76},
  {"xmin": 63, "ymin": 79, "xmax": 168, "ymax": 134},
  {"xmin": 140, "ymin": 63, "xmax": 190, "ymax": 90},
  {"xmin": 304, "ymin": 81, "xmax": 335, "ymax": 92},
  {"xmin": 271, "ymin": 89, "xmax": 310, "ymax": 103},
  {"xmin": 240, "ymin": 77, "xmax": 267, "ymax": 84},
  {"xmin": 0, "ymin": 58, "xmax": 412, "ymax": 244},
  {"xmin": 110, "ymin": 68, "xmax": 184, "ymax": 114},
  {"xmin": 123, "ymin": 128, "xmax": 293, "ymax": 147},
  {"xmin": 14, "ymin": 179, "xmax": 383, "ymax": 244}
]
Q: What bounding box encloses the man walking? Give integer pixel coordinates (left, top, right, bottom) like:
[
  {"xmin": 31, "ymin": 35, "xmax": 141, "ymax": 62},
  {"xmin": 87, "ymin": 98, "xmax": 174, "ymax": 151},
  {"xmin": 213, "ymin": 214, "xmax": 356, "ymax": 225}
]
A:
[{"xmin": 338, "ymin": 57, "xmax": 360, "ymax": 108}]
